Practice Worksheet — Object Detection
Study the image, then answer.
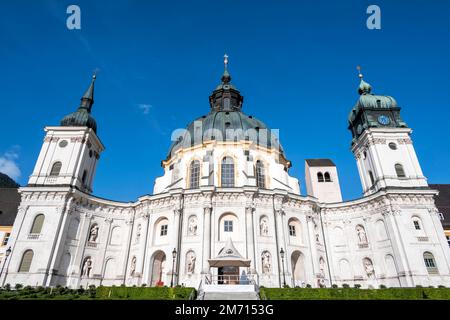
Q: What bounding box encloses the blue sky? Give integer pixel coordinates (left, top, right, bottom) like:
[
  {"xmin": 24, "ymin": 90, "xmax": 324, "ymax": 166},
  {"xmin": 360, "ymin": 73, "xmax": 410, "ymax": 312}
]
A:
[{"xmin": 0, "ymin": 0, "xmax": 449, "ymax": 202}]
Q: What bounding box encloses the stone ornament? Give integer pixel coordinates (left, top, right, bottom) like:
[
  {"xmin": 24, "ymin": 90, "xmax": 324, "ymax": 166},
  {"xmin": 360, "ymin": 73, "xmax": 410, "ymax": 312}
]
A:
[
  {"xmin": 260, "ymin": 218, "xmax": 269, "ymax": 236},
  {"xmin": 130, "ymin": 256, "xmax": 137, "ymax": 276},
  {"xmin": 188, "ymin": 216, "xmax": 198, "ymax": 236},
  {"xmin": 356, "ymin": 225, "xmax": 368, "ymax": 244},
  {"xmin": 89, "ymin": 224, "xmax": 99, "ymax": 242},
  {"xmin": 363, "ymin": 258, "xmax": 375, "ymax": 279},
  {"xmin": 82, "ymin": 257, "xmax": 93, "ymax": 277},
  {"xmin": 262, "ymin": 251, "xmax": 271, "ymax": 274},
  {"xmin": 135, "ymin": 224, "xmax": 141, "ymax": 243},
  {"xmin": 186, "ymin": 251, "xmax": 196, "ymax": 274}
]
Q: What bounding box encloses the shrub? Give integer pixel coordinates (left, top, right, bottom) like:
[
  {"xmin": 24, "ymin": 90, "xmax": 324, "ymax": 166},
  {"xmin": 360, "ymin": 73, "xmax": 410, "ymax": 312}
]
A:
[
  {"xmin": 306, "ymin": 284, "xmax": 312, "ymax": 288},
  {"xmin": 4, "ymin": 284, "xmax": 11, "ymax": 291},
  {"xmin": 342, "ymin": 284, "xmax": 350, "ymax": 288},
  {"xmin": 438, "ymin": 285, "xmax": 446, "ymax": 288},
  {"xmin": 14, "ymin": 283, "xmax": 23, "ymax": 290},
  {"xmin": 379, "ymin": 284, "xmax": 387, "ymax": 289},
  {"xmin": 354, "ymin": 284, "xmax": 361, "ymax": 289},
  {"xmin": 331, "ymin": 284, "xmax": 338, "ymax": 288},
  {"xmin": 141, "ymin": 283, "xmax": 147, "ymax": 287}
]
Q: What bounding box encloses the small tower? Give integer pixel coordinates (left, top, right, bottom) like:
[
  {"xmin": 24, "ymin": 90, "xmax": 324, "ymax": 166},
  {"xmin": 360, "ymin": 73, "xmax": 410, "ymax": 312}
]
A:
[
  {"xmin": 348, "ymin": 67, "xmax": 428, "ymax": 196},
  {"xmin": 28, "ymin": 74, "xmax": 104, "ymax": 193},
  {"xmin": 305, "ymin": 159, "xmax": 343, "ymax": 203}
]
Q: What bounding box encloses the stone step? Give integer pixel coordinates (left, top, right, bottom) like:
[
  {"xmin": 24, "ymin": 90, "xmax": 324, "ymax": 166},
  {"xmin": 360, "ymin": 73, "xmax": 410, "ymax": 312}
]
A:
[{"xmin": 202, "ymin": 292, "xmax": 259, "ymax": 300}]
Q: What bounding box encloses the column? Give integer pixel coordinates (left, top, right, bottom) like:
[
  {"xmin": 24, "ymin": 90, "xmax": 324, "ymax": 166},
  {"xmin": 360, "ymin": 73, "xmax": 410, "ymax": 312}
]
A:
[
  {"xmin": 172, "ymin": 208, "xmax": 182, "ymax": 285},
  {"xmin": 245, "ymin": 206, "xmax": 256, "ymax": 273},
  {"xmin": 202, "ymin": 206, "xmax": 212, "ymax": 274}
]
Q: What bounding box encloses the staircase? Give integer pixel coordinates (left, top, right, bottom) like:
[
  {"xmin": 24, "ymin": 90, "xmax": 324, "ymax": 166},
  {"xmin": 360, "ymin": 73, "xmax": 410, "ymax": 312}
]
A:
[{"xmin": 197, "ymin": 277, "xmax": 260, "ymax": 300}]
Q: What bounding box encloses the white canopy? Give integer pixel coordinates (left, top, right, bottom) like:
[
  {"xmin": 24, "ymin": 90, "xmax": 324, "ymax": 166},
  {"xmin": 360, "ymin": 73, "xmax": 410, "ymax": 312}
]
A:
[{"xmin": 208, "ymin": 238, "xmax": 251, "ymax": 268}]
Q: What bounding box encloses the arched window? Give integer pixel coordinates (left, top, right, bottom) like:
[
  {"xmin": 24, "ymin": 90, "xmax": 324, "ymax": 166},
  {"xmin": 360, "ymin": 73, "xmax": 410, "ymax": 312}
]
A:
[
  {"xmin": 82, "ymin": 170, "xmax": 88, "ymax": 184},
  {"xmin": 423, "ymin": 252, "xmax": 438, "ymax": 274},
  {"xmin": 189, "ymin": 160, "xmax": 200, "ymax": 189},
  {"xmin": 412, "ymin": 217, "xmax": 422, "ymax": 230},
  {"xmin": 49, "ymin": 161, "xmax": 62, "ymax": 176},
  {"xmin": 395, "ymin": 164, "xmax": 406, "ymax": 178},
  {"xmin": 30, "ymin": 214, "xmax": 45, "ymax": 234},
  {"xmin": 317, "ymin": 172, "xmax": 324, "ymax": 182},
  {"xmin": 221, "ymin": 157, "xmax": 235, "ymax": 187},
  {"xmin": 256, "ymin": 160, "xmax": 266, "ymax": 189},
  {"xmin": 368, "ymin": 171, "xmax": 375, "ymax": 186},
  {"xmin": 18, "ymin": 250, "xmax": 34, "ymax": 272},
  {"xmin": 324, "ymin": 172, "xmax": 331, "ymax": 182}
]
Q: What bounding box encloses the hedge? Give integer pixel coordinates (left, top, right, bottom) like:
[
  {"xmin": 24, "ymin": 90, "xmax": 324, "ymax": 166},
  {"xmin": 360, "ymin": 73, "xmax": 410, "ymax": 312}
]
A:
[
  {"xmin": 95, "ymin": 286, "xmax": 196, "ymax": 300},
  {"xmin": 0, "ymin": 286, "xmax": 196, "ymax": 300},
  {"xmin": 259, "ymin": 287, "xmax": 450, "ymax": 300}
]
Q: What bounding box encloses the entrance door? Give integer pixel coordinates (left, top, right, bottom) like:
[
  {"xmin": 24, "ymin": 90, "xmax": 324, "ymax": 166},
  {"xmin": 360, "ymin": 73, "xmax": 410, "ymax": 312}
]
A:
[{"xmin": 218, "ymin": 266, "xmax": 239, "ymax": 284}]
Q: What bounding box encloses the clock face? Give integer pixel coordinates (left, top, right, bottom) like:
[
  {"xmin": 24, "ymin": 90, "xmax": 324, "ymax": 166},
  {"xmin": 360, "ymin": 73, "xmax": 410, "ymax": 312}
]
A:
[{"xmin": 377, "ymin": 115, "xmax": 390, "ymax": 125}]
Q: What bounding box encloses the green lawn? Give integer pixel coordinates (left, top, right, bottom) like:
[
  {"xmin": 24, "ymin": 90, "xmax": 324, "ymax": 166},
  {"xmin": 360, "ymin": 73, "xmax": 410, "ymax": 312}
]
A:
[{"xmin": 260, "ymin": 287, "xmax": 450, "ymax": 300}]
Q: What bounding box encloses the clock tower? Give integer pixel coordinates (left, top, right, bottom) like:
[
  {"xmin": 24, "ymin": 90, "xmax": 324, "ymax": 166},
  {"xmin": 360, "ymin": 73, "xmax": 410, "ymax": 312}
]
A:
[{"xmin": 348, "ymin": 70, "xmax": 428, "ymax": 196}]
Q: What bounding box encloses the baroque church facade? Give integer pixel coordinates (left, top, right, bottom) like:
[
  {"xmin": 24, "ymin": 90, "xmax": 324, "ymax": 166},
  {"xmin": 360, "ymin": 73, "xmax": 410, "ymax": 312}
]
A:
[{"xmin": 1, "ymin": 60, "xmax": 450, "ymax": 289}]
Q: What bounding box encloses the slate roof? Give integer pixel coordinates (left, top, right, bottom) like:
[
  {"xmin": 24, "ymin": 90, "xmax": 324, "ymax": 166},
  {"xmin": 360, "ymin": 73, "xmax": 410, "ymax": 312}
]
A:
[
  {"xmin": 430, "ymin": 184, "xmax": 450, "ymax": 229},
  {"xmin": 0, "ymin": 173, "xmax": 20, "ymax": 226},
  {"xmin": 305, "ymin": 159, "xmax": 336, "ymax": 167}
]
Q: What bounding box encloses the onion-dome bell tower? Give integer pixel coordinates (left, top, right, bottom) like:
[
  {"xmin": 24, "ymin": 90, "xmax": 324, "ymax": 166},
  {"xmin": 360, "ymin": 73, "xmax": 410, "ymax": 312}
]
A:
[
  {"xmin": 348, "ymin": 67, "xmax": 428, "ymax": 196},
  {"xmin": 28, "ymin": 73, "xmax": 104, "ymax": 193}
]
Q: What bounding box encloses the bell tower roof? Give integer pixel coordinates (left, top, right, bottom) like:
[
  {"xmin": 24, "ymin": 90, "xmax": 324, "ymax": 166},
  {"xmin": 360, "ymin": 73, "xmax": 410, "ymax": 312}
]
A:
[
  {"xmin": 60, "ymin": 73, "xmax": 98, "ymax": 133},
  {"xmin": 348, "ymin": 66, "xmax": 408, "ymax": 144}
]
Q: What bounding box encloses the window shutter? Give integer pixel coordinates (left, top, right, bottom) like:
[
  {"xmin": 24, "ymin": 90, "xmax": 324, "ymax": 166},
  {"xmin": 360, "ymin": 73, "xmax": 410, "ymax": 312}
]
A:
[
  {"xmin": 31, "ymin": 214, "xmax": 45, "ymax": 234},
  {"xmin": 19, "ymin": 250, "xmax": 34, "ymax": 272}
]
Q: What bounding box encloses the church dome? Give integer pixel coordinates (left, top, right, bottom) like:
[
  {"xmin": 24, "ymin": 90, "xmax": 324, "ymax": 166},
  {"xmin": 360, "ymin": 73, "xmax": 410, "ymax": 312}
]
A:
[{"xmin": 167, "ymin": 58, "xmax": 284, "ymax": 159}]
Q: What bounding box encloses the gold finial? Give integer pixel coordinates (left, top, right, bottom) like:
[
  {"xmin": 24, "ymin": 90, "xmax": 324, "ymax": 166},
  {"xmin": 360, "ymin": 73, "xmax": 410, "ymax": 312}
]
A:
[
  {"xmin": 357, "ymin": 65, "xmax": 363, "ymax": 79},
  {"xmin": 224, "ymin": 54, "xmax": 229, "ymax": 70}
]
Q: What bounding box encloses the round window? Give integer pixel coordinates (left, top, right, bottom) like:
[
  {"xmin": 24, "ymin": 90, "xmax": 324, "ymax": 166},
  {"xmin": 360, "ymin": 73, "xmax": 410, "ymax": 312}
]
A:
[
  {"xmin": 59, "ymin": 140, "xmax": 68, "ymax": 148},
  {"xmin": 388, "ymin": 142, "xmax": 397, "ymax": 150}
]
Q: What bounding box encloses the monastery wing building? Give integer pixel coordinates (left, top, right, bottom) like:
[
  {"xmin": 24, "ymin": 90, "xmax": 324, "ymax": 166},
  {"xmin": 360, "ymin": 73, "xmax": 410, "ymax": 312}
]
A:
[{"xmin": 1, "ymin": 60, "xmax": 449, "ymax": 290}]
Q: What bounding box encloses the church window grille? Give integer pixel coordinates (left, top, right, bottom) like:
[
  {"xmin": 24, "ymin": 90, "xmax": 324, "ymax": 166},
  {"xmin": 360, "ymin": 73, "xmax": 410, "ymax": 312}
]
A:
[
  {"xmin": 256, "ymin": 161, "xmax": 266, "ymax": 188},
  {"xmin": 289, "ymin": 225, "xmax": 296, "ymax": 237},
  {"xmin": 49, "ymin": 161, "xmax": 62, "ymax": 176},
  {"xmin": 423, "ymin": 252, "xmax": 438, "ymax": 274},
  {"xmin": 324, "ymin": 172, "xmax": 331, "ymax": 182},
  {"xmin": 18, "ymin": 250, "xmax": 34, "ymax": 273},
  {"xmin": 224, "ymin": 220, "xmax": 233, "ymax": 232},
  {"xmin": 221, "ymin": 157, "xmax": 235, "ymax": 187},
  {"xmin": 317, "ymin": 172, "xmax": 324, "ymax": 182},
  {"xmin": 189, "ymin": 160, "xmax": 200, "ymax": 189},
  {"xmin": 395, "ymin": 164, "xmax": 406, "ymax": 178},
  {"xmin": 160, "ymin": 224, "xmax": 168, "ymax": 236},
  {"xmin": 413, "ymin": 220, "xmax": 421, "ymax": 230}
]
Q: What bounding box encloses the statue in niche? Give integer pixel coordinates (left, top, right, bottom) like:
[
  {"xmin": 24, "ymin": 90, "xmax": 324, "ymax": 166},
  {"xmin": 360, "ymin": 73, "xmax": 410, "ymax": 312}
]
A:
[
  {"xmin": 260, "ymin": 218, "xmax": 269, "ymax": 236},
  {"xmin": 135, "ymin": 224, "xmax": 141, "ymax": 243},
  {"xmin": 130, "ymin": 256, "xmax": 137, "ymax": 276},
  {"xmin": 89, "ymin": 225, "xmax": 99, "ymax": 242},
  {"xmin": 262, "ymin": 251, "xmax": 271, "ymax": 274},
  {"xmin": 319, "ymin": 258, "xmax": 325, "ymax": 277},
  {"xmin": 314, "ymin": 222, "xmax": 320, "ymax": 243},
  {"xmin": 356, "ymin": 225, "xmax": 368, "ymax": 244},
  {"xmin": 363, "ymin": 258, "xmax": 375, "ymax": 279},
  {"xmin": 188, "ymin": 217, "xmax": 197, "ymax": 236},
  {"xmin": 82, "ymin": 257, "xmax": 92, "ymax": 277},
  {"xmin": 186, "ymin": 252, "xmax": 196, "ymax": 274}
]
